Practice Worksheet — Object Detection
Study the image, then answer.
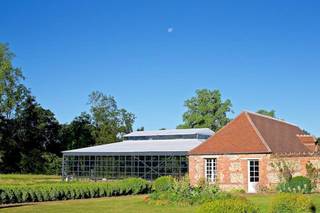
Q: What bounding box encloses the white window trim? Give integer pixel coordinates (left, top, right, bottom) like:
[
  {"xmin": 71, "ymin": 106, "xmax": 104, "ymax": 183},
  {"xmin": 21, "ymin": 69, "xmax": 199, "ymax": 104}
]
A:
[{"xmin": 205, "ymin": 158, "xmax": 217, "ymax": 183}]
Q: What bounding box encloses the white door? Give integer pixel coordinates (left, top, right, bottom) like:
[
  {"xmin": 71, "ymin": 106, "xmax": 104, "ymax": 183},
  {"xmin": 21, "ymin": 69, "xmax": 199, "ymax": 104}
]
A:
[{"xmin": 248, "ymin": 160, "xmax": 259, "ymax": 193}]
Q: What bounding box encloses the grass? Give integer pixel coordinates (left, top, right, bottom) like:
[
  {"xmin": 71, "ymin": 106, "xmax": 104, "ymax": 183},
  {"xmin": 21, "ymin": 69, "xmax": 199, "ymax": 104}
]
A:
[
  {"xmin": 1, "ymin": 194, "xmax": 320, "ymax": 213},
  {"xmin": 0, "ymin": 174, "xmax": 61, "ymax": 185},
  {"xmin": 246, "ymin": 194, "xmax": 320, "ymax": 212},
  {"xmin": 0, "ymin": 195, "xmax": 194, "ymax": 213}
]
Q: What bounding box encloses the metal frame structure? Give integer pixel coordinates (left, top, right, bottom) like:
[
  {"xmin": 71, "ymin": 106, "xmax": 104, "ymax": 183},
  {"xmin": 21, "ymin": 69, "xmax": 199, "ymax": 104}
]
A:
[{"xmin": 62, "ymin": 153, "xmax": 188, "ymax": 180}]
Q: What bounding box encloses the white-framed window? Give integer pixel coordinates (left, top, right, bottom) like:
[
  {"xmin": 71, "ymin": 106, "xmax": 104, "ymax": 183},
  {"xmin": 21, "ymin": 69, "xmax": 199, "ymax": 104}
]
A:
[{"xmin": 205, "ymin": 158, "xmax": 217, "ymax": 182}]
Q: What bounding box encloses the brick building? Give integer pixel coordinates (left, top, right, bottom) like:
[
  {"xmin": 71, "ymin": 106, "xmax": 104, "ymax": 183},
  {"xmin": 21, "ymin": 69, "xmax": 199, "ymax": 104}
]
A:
[{"xmin": 189, "ymin": 111, "xmax": 319, "ymax": 193}]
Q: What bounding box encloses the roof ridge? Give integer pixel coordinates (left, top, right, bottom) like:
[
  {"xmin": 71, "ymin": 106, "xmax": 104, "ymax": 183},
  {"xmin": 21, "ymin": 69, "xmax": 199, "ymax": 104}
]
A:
[
  {"xmin": 244, "ymin": 111, "xmax": 299, "ymax": 128},
  {"xmin": 244, "ymin": 112, "xmax": 272, "ymax": 152}
]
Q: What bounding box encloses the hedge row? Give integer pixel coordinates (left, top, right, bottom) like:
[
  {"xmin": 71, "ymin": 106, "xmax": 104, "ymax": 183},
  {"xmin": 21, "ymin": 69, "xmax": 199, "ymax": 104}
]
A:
[{"xmin": 0, "ymin": 178, "xmax": 150, "ymax": 204}]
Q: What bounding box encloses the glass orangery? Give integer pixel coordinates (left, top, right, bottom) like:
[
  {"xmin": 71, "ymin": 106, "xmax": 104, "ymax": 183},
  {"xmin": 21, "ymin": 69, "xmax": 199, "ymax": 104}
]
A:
[{"xmin": 62, "ymin": 128, "xmax": 213, "ymax": 180}]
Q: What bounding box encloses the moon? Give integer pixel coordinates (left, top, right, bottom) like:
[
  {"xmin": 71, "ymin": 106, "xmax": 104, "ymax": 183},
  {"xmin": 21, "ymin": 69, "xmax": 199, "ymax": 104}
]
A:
[{"xmin": 167, "ymin": 27, "xmax": 173, "ymax": 33}]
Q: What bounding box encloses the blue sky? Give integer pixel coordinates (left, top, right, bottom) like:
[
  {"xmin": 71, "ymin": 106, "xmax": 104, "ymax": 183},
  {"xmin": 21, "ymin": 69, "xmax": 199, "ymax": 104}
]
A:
[{"xmin": 1, "ymin": 1, "xmax": 319, "ymax": 136}]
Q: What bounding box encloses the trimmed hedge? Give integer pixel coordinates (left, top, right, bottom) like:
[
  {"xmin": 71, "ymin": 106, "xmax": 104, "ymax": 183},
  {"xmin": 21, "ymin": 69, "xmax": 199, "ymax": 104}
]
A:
[
  {"xmin": 270, "ymin": 193, "xmax": 316, "ymax": 213},
  {"xmin": 0, "ymin": 178, "xmax": 150, "ymax": 204},
  {"xmin": 196, "ymin": 197, "xmax": 260, "ymax": 213}
]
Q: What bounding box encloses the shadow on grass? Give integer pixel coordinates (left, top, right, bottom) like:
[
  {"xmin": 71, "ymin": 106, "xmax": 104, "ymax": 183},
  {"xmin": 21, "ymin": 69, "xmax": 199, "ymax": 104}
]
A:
[{"xmin": 0, "ymin": 203, "xmax": 36, "ymax": 209}]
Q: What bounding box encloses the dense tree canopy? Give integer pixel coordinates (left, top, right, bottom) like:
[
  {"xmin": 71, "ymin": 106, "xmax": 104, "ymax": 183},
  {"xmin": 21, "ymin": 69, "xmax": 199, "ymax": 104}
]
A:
[
  {"xmin": 177, "ymin": 89, "xmax": 232, "ymax": 132},
  {"xmin": 60, "ymin": 112, "xmax": 95, "ymax": 150},
  {"xmin": 0, "ymin": 95, "xmax": 62, "ymax": 173},
  {"xmin": 256, "ymin": 109, "xmax": 276, "ymax": 118}
]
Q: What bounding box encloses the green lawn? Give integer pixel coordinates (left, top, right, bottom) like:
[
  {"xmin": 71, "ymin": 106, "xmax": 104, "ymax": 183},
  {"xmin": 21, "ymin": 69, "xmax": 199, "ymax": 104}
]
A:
[
  {"xmin": 0, "ymin": 195, "xmax": 194, "ymax": 213},
  {"xmin": 0, "ymin": 174, "xmax": 61, "ymax": 185},
  {"xmin": 1, "ymin": 194, "xmax": 320, "ymax": 213}
]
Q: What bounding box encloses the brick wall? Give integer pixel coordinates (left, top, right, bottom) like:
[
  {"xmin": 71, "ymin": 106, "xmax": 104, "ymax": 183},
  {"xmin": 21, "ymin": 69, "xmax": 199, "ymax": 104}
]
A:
[{"xmin": 189, "ymin": 154, "xmax": 320, "ymax": 192}]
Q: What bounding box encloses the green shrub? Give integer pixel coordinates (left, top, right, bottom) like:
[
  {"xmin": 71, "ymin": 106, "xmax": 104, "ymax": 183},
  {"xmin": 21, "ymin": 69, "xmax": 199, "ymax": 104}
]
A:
[
  {"xmin": 197, "ymin": 197, "xmax": 260, "ymax": 213},
  {"xmin": 152, "ymin": 176, "xmax": 175, "ymax": 192},
  {"xmin": 0, "ymin": 178, "xmax": 150, "ymax": 204},
  {"xmin": 270, "ymin": 193, "xmax": 316, "ymax": 213},
  {"xmin": 149, "ymin": 176, "xmax": 220, "ymax": 206},
  {"xmin": 277, "ymin": 176, "xmax": 313, "ymax": 193}
]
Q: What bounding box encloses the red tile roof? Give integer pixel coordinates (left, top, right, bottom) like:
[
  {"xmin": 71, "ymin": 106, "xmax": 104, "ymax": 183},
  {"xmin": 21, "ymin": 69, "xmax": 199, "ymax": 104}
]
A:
[
  {"xmin": 189, "ymin": 111, "xmax": 310, "ymax": 155},
  {"xmin": 297, "ymin": 135, "xmax": 317, "ymax": 152}
]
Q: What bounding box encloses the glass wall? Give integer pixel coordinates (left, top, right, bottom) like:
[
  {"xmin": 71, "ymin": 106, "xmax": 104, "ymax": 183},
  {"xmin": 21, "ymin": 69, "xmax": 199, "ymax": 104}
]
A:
[{"xmin": 62, "ymin": 154, "xmax": 188, "ymax": 180}]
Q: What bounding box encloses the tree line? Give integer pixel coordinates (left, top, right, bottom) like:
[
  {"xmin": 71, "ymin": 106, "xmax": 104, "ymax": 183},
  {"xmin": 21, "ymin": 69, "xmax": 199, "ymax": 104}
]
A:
[
  {"xmin": 1, "ymin": 42, "xmax": 315, "ymax": 175},
  {"xmin": 0, "ymin": 43, "xmax": 135, "ymax": 174}
]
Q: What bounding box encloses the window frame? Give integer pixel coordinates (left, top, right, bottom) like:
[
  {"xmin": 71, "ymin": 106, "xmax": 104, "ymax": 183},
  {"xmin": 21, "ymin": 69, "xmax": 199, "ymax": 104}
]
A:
[{"xmin": 205, "ymin": 158, "xmax": 217, "ymax": 183}]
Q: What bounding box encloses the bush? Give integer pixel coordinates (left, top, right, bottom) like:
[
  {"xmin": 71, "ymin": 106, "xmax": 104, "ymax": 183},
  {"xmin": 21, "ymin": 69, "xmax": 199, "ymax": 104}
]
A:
[
  {"xmin": 270, "ymin": 193, "xmax": 316, "ymax": 213},
  {"xmin": 149, "ymin": 175, "xmax": 220, "ymax": 206},
  {"xmin": 277, "ymin": 176, "xmax": 313, "ymax": 193},
  {"xmin": 152, "ymin": 176, "xmax": 175, "ymax": 192},
  {"xmin": 197, "ymin": 197, "xmax": 260, "ymax": 213},
  {"xmin": 0, "ymin": 178, "xmax": 150, "ymax": 204}
]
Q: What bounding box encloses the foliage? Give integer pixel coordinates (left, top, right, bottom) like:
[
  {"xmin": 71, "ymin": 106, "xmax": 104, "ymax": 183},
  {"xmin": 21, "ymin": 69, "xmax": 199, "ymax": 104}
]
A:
[
  {"xmin": 270, "ymin": 193, "xmax": 316, "ymax": 213},
  {"xmin": 1, "ymin": 193, "xmax": 320, "ymax": 213},
  {"xmin": 277, "ymin": 176, "xmax": 313, "ymax": 193},
  {"xmin": 306, "ymin": 161, "xmax": 320, "ymax": 188},
  {"xmin": 152, "ymin": 176, "xmax": 175, "ymax": 192},
  {"xmin": 270, "ymin": 160, "xmax": 297, "ymax": 183},
  {"xmin": 0, "ymin": 43, "xmax": 29, "ymax": 119},
  {"xmin": 0, "ymin": 41, "xmax": 137, "ymax": 174},
  {"xmin": 149, "ymin": 175, "xmax": 220, "ymax": 206},
  {"xmin": 136, "ymin": 126, "xmax": 144, "ymax": 131},
  {"xmin": 0, "ymin": 178, "xmax": 150, "ymax": 204},
  {"xmin": 256, "ymin": 109, "xmax": 276, "ymax": 118},
  {"xmin": 196, "ymin": 196, "xmax": 260, "ymax": 213},
  {"xmin": 0, "ymin": 95, "xmax": 62, "ymax": 174},
  {"xmin": 16, "ymin": 96, "xmax": 62, "ymax": 173},
  {"xmin": 42, "ymin": 153, "xmax": 62, "ymax": 175},
  {"xmin": 89, "ymin": 91, "xmax": 136, "ymax": 144},
  {"xmin": 60, "ymin": 112, "xmax": 95, "ymax": 150},
  {"xmin": 177, "ymin": 89, "xmax": 232, "ymax": 132}
]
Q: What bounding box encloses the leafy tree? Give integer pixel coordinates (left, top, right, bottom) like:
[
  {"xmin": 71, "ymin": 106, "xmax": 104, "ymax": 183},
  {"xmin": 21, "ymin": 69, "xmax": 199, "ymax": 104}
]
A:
[
  {"xmin": 0, "ymin": 115, "xmax": 20, "ymax": 173},
  {"xmin": 136, "ymin": 126, "xmax": 144, "ymax": 131},
  {"xmin": 177, "ymin": 89, "xmax": 232, "ymax": 132},
  {"xmin": 15, "ymin": 96, "xmax": 61, "ymax": 173},
  {"xmin": 88, "ymin": 91, "xmax": 135, "ymax": 144},
  {"xmin": 42, "ymin": 152, "xmax": 62, "ymax": 175},
  {"xmin": 0, "ymin": 43, "xmax": 29, "ymax": 119},
  {"xmin": 256, "ymin": 109, "xmax": 276, "ymax": 118},
  {"xmin": 60, "ymin": 112, "xmax": 95, "ymax": 150}
]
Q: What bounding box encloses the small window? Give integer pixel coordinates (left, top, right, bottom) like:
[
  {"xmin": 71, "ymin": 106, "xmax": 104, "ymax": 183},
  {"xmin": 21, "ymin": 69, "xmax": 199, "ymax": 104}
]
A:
[
  {"xmin": 249, "ymin": 160, "xmax": 259, "ymax": 182},
  {"xmin": 205, "ymin": 158, "xmax": 217, "ymax": 182}
]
